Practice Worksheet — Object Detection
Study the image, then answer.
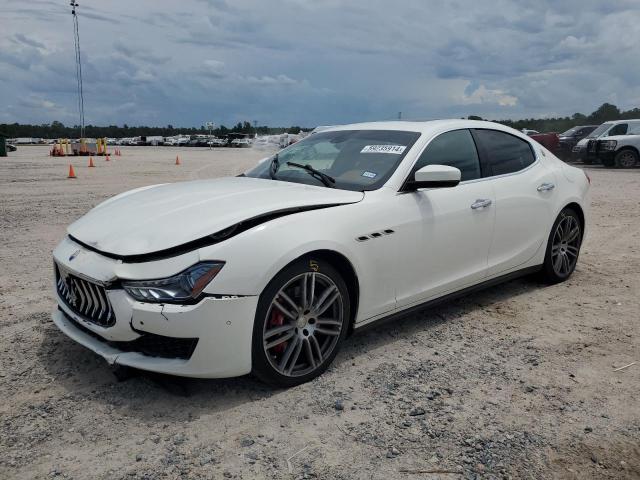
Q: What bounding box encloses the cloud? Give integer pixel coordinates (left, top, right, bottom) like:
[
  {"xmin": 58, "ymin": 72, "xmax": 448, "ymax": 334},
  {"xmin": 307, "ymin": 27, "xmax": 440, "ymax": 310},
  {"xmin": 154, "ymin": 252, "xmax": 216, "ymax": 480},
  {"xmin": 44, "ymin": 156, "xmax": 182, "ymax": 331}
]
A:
[
  {"xmin": 12, "ymin": 34, "xmax": 48, "ymax": 50},
  {"xmin": 1, "ymin": 0, "xmax": 639, "ymax": 126}
]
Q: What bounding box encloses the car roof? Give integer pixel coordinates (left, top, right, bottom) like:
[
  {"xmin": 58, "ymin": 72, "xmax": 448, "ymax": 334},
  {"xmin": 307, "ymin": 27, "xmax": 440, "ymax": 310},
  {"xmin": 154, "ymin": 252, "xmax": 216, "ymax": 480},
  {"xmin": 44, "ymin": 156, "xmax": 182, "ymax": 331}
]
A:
[
  {"xmin": 324, "ymin": 119, "xmax": 521, "ymax": 136},
  {"xmin": 602, "ymin": 118, "xmax": 640, "ymax": 125}
]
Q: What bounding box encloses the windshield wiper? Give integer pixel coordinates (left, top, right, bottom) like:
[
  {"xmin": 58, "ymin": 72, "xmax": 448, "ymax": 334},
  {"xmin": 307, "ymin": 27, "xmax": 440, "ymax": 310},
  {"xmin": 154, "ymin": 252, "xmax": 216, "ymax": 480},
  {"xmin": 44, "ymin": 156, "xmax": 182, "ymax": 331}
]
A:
[
  {"xmin": 286, "ymin": 161, "xmax": 335, "ymax": 188},
  {"xmin": 269, "ymin": 153, "xmax": 280, "ymax": 180}
]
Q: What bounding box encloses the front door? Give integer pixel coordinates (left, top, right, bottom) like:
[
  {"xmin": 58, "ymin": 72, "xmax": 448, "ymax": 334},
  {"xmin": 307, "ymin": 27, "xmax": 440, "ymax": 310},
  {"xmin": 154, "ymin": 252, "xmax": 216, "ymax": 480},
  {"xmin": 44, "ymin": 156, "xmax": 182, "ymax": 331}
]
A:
[{"xmin": 394, "ymin": 129, "xmax": 495, "ymax": 308}]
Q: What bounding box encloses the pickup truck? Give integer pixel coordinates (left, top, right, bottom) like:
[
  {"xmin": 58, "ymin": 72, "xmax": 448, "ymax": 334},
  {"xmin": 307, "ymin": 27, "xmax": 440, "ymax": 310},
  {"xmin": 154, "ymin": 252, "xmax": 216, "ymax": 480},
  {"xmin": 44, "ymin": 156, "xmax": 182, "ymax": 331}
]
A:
[{"xmin": 596, "ymin": 134, "xmax": 640, "ymax": 168}]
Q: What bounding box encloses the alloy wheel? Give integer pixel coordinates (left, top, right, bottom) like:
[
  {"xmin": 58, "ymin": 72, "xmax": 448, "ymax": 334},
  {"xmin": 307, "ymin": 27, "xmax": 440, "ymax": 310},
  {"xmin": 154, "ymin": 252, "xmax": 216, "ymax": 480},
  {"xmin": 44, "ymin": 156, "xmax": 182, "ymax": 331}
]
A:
[
  {"xmin": 617, "ymin": 151, "xmax": 637, "ymax": 168},
  {"xmin": 263, "ymin": 272, "xmax": 344, "ymax": 377},
  {"xmin": 551, "ymin": 215, "xmax": 581, "ymax": 277}
]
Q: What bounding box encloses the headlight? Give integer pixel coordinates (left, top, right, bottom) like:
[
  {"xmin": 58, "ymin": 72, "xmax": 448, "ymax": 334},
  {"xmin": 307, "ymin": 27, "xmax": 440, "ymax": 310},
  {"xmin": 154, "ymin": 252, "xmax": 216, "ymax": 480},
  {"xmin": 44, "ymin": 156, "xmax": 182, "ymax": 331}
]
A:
[
  {"xmin": 121, "ymin": 262, "xmax": 224, "ymax": 303},
  {"xmin": 600, "ymin": 140, "xmax": 617, "ymax": 151}
]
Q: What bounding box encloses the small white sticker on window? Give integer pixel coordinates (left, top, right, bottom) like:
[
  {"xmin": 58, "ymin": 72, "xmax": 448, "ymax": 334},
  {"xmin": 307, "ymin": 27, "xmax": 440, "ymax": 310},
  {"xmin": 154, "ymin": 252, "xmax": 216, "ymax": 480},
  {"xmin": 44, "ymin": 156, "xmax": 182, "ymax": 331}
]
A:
[
  {"xmin": 361, "ymin": 145, "xmax": 407, "ymax": 155},
  {"xmin": 362, "ymin": 171, "xmax": 377, "ymax": 178}
]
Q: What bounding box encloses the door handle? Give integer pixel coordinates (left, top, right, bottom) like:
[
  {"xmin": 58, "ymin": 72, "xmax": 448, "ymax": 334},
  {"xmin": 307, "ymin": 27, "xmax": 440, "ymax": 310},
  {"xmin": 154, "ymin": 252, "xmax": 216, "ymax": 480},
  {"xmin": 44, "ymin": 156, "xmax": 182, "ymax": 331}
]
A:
[
  {"xmin": 537, "ymin": 182, "xmax": 555, "ymax": 192},
  {"xmin": 471, "ymin": 199, "xmax": 492, "ymax": 210}
]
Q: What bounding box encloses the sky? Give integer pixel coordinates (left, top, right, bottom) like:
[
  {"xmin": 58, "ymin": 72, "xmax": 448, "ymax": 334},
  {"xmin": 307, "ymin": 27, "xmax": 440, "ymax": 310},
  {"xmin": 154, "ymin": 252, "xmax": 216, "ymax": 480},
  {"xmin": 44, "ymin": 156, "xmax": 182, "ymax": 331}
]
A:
[{"xmin": 1, "ymin": 0, "xmax": 640, "ymax": 128}]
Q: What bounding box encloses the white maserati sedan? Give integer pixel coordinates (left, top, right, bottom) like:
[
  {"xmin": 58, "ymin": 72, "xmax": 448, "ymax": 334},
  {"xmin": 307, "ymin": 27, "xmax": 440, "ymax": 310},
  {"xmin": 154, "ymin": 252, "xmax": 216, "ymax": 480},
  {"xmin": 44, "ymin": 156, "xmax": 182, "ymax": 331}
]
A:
[{"xmin": 52, "ymin": 120, "xmax": 589, "ymax": 386}]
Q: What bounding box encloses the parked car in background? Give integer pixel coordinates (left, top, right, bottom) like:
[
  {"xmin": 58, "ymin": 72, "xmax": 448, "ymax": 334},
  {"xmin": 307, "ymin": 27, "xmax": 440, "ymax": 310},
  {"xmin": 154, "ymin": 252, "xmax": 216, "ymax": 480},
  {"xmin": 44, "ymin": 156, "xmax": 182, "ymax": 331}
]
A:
[
  {"xmin": 596, "ymin": 133, "xmax": 640, "ymax": 168},
  {"xmin": 573, "ymin": 119, "xmax": 640, "ymax": 163},
  {"xmin": 556, "ymin": 125, "xmax": 598, "ymax": 159},
  {"xmin": 230, "ymin": 138, "xmax": 252, "ymax": 148},
  {"xmin": 208, "ymin": 138, "xmax": 227, "ymax": 147},
  {"xmin": 7, "ymin": 143, "xmax": 17, "ymax": 152},
  {"xmin": 528, "ymin": 132, "xmax": 560, "ymax": 153}
]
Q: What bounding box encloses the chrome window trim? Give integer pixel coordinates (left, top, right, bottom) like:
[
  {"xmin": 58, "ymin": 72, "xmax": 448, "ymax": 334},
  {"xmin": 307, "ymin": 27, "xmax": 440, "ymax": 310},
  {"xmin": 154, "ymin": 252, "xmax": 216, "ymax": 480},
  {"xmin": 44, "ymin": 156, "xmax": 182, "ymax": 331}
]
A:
[{"xmin": 397, "ymin": 127, "xmax": 541, "ymax": 191}]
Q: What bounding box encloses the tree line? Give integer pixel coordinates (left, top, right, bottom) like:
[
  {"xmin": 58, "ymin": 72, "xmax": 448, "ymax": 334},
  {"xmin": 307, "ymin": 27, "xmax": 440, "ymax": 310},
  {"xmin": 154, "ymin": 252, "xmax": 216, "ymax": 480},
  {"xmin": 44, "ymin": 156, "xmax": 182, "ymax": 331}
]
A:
[
  {"xmin": 491, "ymin": 103, "xmax": 640, "ymax": 133},
  {"xmin": 0, "ymin": 121, "xmax": 306, "ymax": 139},
  {"xmin": 2, "ymin": 103, "xmax": 639, "ymax": 139}
]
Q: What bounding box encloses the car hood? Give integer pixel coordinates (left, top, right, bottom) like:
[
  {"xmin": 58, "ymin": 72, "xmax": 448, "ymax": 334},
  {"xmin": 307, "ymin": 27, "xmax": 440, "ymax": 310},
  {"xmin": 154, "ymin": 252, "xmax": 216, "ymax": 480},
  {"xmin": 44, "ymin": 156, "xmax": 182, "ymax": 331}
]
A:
[{"xmin": 68, "ymin": 177, "xmax": 364, "ymax": 256}]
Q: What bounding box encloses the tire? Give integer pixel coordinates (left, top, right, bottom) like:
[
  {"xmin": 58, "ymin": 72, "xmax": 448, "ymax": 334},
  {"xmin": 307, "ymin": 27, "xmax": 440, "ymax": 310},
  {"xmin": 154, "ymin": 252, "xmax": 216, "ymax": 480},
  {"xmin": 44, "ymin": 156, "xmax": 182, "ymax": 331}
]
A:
[
  {"xmin": 614, "ymin": 149, "xmax": 639, "ymax": 169},
  {"xmin": 541, "ymin": 208, "xmax": 583, "ymax": 284},
  {"xmin": 252, "ymin": 257, "xmax": 350, "ymax": 387}
]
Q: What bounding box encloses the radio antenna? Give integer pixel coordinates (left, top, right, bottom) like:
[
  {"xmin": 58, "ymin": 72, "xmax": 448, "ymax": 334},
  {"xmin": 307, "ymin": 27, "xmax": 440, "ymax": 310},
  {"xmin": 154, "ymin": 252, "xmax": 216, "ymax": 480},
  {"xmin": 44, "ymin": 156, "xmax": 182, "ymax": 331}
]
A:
[{"xmin": 71, "ymin": 1, "xmax": 85, "ymax": 138}]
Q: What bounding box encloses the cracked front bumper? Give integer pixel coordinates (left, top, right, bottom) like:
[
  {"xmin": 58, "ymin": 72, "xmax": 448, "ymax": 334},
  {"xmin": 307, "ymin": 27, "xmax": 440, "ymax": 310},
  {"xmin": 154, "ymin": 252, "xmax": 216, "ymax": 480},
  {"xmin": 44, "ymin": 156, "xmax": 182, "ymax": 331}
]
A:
[
  {"xmin": 52, "ymin": 292, "xmax": 259, "ymax": 378},
  {"xmin": 52, "ymin": 236, "xmax": 259, "ymax": 378}
]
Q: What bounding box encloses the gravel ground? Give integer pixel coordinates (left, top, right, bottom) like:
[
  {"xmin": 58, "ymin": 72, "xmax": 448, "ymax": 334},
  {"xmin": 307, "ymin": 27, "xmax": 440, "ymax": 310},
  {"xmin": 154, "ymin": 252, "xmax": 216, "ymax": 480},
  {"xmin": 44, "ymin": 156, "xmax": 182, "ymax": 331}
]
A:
[{"xmin": 1, "ymin": 146, "xmax": 638, "ymax": 480}]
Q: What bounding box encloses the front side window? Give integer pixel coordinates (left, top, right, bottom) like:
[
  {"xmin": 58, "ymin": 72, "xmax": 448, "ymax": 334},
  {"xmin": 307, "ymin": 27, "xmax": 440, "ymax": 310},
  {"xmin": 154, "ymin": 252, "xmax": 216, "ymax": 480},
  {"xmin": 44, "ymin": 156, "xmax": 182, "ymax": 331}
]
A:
[
  {"xmin": 473, "ymin": 129, "xmax": 535, "ymax": 176},
  {"xmin": 410, "ymin": 129, "xmax": 481, "ymax": 181},
  {"xmin": 245, "ymin": 130, "xmax": 420, "ymax": 191},
  {"xmin": 608, "ymin": 123, "xmax": 628, "ymax": 136}
]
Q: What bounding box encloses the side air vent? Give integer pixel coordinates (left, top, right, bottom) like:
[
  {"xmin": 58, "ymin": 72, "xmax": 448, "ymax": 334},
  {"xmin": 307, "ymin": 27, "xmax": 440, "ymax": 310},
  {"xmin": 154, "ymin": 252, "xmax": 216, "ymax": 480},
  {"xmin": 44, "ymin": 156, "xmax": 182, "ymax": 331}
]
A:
[{"xmin": 356, "ymin": 229, "xmax": 395, "ymax": 242}]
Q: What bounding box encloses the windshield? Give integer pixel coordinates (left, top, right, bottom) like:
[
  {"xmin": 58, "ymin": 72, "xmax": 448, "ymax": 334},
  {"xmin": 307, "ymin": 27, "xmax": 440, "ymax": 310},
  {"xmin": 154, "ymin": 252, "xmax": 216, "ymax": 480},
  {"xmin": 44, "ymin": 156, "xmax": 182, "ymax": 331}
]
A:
[
  {"xmin": 245, "ymin": 130, "xmax": 421, "ymax": 191},
  {"xmin": 588, "ymin": 124, "xmax": 611, "ymax": 138},
  {"xmin": 560, "ymin": 127, "xmax": 578, "ymax": 137}
]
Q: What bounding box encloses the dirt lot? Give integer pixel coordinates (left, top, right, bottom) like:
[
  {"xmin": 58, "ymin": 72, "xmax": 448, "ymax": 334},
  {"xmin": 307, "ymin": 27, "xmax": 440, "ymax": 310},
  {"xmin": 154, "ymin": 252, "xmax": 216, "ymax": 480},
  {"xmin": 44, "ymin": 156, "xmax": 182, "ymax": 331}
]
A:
[{"xmin": 1, "ymin": 146, "xmax": 638, "ymax": 480}]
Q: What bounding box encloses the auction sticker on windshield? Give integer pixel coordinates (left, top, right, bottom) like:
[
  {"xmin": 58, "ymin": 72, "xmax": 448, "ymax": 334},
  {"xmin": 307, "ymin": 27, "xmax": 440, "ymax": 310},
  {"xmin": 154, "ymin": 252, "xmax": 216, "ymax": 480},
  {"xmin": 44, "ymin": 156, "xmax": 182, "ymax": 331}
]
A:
[{"xmin": 361, "ymin": 145, "xmax": 407, "ymax": 154}]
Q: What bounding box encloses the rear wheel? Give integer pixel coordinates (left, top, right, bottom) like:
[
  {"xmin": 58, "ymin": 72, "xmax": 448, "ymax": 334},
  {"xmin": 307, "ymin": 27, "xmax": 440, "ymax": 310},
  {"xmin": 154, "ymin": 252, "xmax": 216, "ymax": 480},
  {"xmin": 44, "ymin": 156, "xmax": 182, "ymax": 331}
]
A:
[
  {"xmin": 542, "ymin": 208, "xmax": 583, "ymax": 284},
  {"xmin": 614, "ymin": 149, "xmax": 639, "ymax": 168},
  {"xmin": 252, "ymin": 257, "xmax": 350, "ymax": 387}
]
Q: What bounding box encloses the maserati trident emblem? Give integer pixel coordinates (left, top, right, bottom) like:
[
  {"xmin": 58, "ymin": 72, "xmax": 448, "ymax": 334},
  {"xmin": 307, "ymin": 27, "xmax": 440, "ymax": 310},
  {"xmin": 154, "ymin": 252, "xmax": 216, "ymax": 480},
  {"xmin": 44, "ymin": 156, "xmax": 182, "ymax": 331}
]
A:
[
  {"xmin": 67, "ymin": 279, "xmax": 78, "ymax": 304},
  {"xmin": 69, "ymin": 249, "xmax": 81, "ymax": 261}
]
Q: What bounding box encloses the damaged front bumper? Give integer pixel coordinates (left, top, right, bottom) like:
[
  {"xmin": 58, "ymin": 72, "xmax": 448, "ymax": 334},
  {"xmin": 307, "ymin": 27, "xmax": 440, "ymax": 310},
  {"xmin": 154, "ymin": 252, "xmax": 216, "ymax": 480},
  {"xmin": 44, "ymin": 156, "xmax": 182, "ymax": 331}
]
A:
[{"xmin": 52, "ymin": 237, "xmax": 259, "ymax": 378}]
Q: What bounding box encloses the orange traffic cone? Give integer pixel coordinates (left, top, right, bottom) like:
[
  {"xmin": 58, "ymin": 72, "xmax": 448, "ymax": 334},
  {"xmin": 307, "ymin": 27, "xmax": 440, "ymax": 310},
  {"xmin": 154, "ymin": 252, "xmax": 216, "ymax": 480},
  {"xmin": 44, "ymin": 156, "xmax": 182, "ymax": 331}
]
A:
[
  {"xmin": 175, "ymin": 155, "xmax": 181, "ymax": 165},
  {"xmin": 105, "ymin": 154, "xmax": 110, "ymax": 162},
  {"xmin": 68, "ymin": 164, "xmax": 77, "ymax": 178},
  {"xmin": 88, "ymin": 157, "xmax": 95, "ymax": 167}
]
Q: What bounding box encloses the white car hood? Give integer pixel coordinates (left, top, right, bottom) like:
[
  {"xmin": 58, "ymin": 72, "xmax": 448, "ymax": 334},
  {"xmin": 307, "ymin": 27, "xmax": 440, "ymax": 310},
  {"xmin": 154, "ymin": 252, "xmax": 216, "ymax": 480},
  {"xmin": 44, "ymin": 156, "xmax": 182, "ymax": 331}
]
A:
[{"xmin": 68, "ymin": 177, "xmax": 364, "ymax": 257}]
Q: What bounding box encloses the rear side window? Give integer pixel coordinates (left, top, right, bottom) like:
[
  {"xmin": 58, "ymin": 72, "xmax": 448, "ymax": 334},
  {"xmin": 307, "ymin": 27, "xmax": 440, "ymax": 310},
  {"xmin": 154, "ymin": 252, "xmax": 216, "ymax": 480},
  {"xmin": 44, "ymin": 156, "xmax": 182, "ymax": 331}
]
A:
[
  {"xmin": 412, "ymin": 129, "xmax": 481, "ymax": 181},
  {"xmin": 473, "ymin": 129, "xmax": 535, "ymax": 177}
]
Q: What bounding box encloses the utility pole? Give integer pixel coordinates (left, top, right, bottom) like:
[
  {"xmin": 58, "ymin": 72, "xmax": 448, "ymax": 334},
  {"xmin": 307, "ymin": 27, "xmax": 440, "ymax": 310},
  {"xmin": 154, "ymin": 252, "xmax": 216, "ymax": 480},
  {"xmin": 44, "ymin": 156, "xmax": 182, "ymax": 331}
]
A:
[
  {"xmin": 70, "ymin": 1, "xmax": 85, "ymax": 138},
  {"xmin": 206, "ymin": 121, "xmax": 214, "ymax": 149}
]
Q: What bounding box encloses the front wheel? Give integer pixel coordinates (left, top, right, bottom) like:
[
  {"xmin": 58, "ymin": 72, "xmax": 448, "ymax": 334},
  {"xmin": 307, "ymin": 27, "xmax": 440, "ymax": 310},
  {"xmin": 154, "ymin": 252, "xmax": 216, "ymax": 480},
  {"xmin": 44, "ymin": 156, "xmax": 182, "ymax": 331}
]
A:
[
  {"xmin": 541, "ymin": 208, "xmax": 583, "ymax": 284},
  {"xmin": 615, "ymin": 149, "xmax": 639, "ymax": 168},
  {"xmin": 252, "ymin": 257, "xmax": 350, "ymax": 387}
]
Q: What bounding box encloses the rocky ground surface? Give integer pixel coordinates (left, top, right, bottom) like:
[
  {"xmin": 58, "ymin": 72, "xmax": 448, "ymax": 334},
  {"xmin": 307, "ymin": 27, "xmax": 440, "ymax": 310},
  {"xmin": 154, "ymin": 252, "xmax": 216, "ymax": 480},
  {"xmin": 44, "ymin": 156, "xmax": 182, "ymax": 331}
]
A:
[{"xmin": 1, "ymin": 146, "xmax": 638, "ymax": 479}]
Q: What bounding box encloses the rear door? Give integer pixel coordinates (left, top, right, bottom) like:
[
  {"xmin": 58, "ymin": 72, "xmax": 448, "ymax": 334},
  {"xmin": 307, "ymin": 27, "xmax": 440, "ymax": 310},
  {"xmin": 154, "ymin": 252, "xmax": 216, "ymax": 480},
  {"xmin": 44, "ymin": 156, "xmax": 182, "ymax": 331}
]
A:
[{"xmin": 472, "ymin": 129, "xmax": 557, "ymax": 276}]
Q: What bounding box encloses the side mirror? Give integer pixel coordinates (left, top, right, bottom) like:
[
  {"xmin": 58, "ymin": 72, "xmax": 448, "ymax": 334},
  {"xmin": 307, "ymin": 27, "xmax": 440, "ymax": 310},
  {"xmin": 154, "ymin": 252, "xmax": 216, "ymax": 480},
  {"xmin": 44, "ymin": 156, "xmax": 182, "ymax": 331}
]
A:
[{"xmin": 405, "ymin": 164, "xmax": 461, "ymax": 190}]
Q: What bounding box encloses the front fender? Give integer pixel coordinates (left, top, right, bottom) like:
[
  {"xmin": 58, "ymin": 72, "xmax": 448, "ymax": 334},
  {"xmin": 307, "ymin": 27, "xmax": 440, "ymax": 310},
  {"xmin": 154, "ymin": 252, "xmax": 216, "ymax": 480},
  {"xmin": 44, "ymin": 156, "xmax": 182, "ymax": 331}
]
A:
[{"xmin": 197, "ymin": 200, "xmax": 398, "ymax": 322}]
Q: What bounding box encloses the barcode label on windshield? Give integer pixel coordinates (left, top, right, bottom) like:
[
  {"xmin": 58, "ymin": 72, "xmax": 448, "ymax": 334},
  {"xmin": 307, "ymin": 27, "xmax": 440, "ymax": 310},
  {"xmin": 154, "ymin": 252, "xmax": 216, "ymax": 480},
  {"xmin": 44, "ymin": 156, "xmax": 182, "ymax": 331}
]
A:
[{"xmin": 361, "ymin": 145, "xmax": 406, "ymax": 155}]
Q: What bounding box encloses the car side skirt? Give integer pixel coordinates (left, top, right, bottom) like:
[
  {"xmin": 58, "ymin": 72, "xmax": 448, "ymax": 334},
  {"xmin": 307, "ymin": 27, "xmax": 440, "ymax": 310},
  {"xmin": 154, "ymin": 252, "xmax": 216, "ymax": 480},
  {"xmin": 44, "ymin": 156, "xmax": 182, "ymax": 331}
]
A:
[{"xmin": 354, "ymin": 265, "xmax": 542, "ymax": 333}]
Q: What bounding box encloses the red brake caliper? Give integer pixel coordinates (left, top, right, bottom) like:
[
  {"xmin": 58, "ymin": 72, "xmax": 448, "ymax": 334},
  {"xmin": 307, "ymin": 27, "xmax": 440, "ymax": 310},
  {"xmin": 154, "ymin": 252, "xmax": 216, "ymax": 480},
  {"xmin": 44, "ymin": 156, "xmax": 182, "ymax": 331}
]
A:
[{"xmin": 269, "ymin": 308, "xmax": 287, "ymax": 354}]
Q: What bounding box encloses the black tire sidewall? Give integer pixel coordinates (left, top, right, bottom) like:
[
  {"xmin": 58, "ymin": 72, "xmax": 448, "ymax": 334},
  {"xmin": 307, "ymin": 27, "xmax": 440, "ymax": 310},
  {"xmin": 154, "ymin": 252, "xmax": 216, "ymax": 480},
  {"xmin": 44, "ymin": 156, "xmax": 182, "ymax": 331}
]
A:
[
  {"xmin": 251, "ymin": 256, "xmax": 350, "ymax": 387},
  {"xmin": 615, "ymin": 149, "xmax": 639, "ymax": 169},
  {"xmin": 542, "ymin": 208, "xmax": 582, "ymax": 283}
]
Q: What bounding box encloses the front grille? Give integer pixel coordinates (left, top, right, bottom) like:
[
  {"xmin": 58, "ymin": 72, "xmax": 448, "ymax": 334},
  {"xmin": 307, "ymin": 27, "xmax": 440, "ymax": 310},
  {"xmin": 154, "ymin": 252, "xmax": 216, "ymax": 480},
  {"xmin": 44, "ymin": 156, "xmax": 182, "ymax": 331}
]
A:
[
  {"xmin": 60, "ymin": 309, "xmax": 198, "ymax": 360},
  {"xmin": 55, "ymin": 263, "xmax": 115, "ymax": 327}
]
